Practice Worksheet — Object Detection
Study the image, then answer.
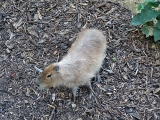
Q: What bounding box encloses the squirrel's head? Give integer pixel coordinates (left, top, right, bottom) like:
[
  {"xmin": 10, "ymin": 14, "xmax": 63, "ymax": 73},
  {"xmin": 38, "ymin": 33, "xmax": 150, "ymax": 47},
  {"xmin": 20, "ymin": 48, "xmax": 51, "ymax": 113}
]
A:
[{"xmin": 37, "ymin": 63, "xmax": 60, "ymax": 89}]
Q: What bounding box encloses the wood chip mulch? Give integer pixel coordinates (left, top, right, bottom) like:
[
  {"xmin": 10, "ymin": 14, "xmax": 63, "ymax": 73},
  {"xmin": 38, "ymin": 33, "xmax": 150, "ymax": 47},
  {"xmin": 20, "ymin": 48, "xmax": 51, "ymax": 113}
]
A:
[{"xmin": 0, "ymin": 0, "xmax": 160, "ymax": 120}]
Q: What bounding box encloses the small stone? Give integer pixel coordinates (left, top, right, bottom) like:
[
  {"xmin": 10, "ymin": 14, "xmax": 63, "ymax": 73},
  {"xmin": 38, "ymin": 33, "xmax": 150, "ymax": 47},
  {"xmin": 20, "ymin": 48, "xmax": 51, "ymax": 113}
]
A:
[
  {"xmin": 52, "ymin": 93, "xmax": 56, "ymax": 102},
  {"xmin": 71, "ymin": 103, "xmax": 76, "ymax": 108}
]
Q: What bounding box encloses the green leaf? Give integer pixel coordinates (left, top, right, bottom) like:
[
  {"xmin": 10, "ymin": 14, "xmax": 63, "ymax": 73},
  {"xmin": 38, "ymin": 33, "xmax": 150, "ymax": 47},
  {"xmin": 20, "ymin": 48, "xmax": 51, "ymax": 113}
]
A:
[
  {"xmin": 153, "ymin": 27, "xmax": 160, "ymax": 42},
  {"xmin": 130, "ymin": 7, "xmax": 158, "ymax": 26},
  {"xmin": 112, "ymin": 57, "xmax": 117, "ymax": 62},
  {"xmin": 137, "ymin": 3, "xmax": 145, "ymax": 11},
  {"xmin": 142, "ymin": 25, "xmax": 154, "ymax": 37},
  {"xmin": 142, "ymin": 26, "xmax": 149, "ymax": 37},
  {"xmin": 130, "ymin": 13, "xmax": 143, "ymax": 26},
  {"xmin": 140, "ymin": 8, "xmax": 158, "ymax": 23},
  {"xmin": 147, "ymin": 2, "xmax": 159, "ymax": 7},
  {"xmin": 156, "ymin": 20, "xmax": 160, "ymax": 29}
]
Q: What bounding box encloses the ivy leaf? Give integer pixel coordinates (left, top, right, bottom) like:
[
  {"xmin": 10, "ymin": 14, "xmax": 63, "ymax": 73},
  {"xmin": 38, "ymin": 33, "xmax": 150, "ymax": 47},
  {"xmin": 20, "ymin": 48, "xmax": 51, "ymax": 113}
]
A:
[
  {"xmin": 156, "ymin": 20, "xmax": 160, "ymax": 29},
  {"xmin": 153, "ymin": 27, "xmax": 160, "ymax": 42},
  {"xmin": 137, "ymin": 3, "xmax": 145, "ymax": 11},
  {"xmin": 140, "ymin": 8, "xmax": 158, "ymax": 23},
  {"xmin": 130, "ymin": 13, "xmax": 143, "ymax": 26},
  {"xmin": 131, "ymin": 0, "xmax": 160, "ymax": 42},
  {"xmin": 142, "ymin": 25, "xmax": 154, "ymax": 37},
  {"xmin": 130, "ymin": 8, "xmax": 158, "ymax": 26},
  {"xmin": 147, "ymin": 2, "xmax": 159, "ymax": 7}
]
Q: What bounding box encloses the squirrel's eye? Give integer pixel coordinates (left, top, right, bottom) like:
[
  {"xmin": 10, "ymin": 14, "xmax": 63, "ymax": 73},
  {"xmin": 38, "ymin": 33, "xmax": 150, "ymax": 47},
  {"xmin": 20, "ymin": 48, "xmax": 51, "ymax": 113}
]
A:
[{"xmin": 47, "ymin": 74, "xmax": 52, "ymax": 78}]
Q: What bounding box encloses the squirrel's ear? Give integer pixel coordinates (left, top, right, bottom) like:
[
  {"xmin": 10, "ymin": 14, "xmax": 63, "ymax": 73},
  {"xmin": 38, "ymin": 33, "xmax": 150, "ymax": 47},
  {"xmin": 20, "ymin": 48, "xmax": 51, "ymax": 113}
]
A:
[{"xmin": 54, "ymin": 65, "xmax": 59, "ymax": 72}]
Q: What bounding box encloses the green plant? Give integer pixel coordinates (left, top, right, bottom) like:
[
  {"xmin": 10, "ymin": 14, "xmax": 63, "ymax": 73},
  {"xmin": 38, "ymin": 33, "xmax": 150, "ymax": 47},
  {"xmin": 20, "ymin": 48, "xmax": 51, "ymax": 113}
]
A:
[{"xmin": 130, "ymin": 0, "xmax": 160, "ymax": 42}]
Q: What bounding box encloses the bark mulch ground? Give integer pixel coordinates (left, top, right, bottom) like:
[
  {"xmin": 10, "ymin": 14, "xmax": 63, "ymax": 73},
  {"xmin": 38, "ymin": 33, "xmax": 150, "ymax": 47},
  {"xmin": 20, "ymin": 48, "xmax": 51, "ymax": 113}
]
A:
[{"xmin": 0, "ymin": 0, "xmax": 160, "ymax": 120}]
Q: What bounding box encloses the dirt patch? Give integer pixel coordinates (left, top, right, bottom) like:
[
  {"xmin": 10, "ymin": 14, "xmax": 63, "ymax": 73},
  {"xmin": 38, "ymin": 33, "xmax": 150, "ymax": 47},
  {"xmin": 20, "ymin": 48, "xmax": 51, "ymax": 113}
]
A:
[{"xmin": 0, "ymin": 0, "xmax": 160, "ymax": 120}]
